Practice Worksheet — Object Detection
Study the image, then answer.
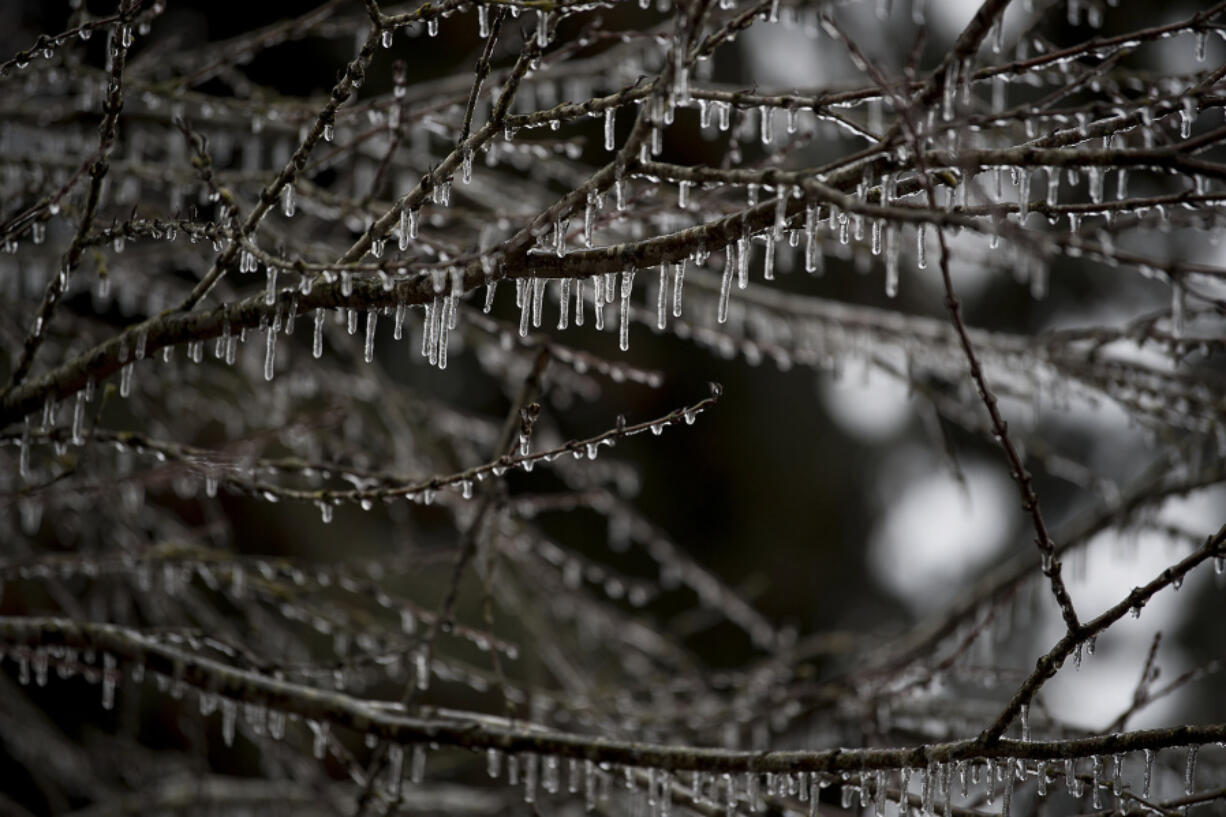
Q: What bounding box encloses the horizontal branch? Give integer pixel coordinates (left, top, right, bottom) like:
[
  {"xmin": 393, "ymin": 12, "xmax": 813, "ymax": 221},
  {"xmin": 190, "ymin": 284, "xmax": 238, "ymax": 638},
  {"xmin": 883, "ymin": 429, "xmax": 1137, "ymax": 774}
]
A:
[{"xmin": 1, "ymin": 614, "xmax": 1224, "ymax": 775}]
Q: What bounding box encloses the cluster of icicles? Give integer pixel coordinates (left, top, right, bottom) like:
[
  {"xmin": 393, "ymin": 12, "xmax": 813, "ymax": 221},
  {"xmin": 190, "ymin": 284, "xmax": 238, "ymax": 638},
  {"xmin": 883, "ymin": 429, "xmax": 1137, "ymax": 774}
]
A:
[{"xmin": 0, "ymin": 640, "xmax": 1214, "ymax": 817}]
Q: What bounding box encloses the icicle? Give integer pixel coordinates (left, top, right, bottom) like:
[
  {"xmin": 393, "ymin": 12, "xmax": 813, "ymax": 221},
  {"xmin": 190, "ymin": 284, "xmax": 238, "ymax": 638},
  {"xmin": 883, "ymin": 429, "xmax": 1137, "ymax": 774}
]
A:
[
  {"xmin": 884, "ymin": 224, "xmax": 899, "ymax": 297},
  {"xmin": 1018, "ymin": 170, "xmax": 1031, "ymax": 220},
  {"xmin": 119, "ymin": 362, "xmax": 134, "ymax": 397},
  {"xmin": 736, "ymin": 235, "xmax": 749, "ymax": 289},
  {"xmin": 1180, "ymin": 97, "xmax": 1195, "ymax": 139},
  {"xmin": 1087, "ymin": 166, "xmax": 1103, "ymax": 204},
  {"xmin": 657, "ymin": 264, "xmax": 667, "ymax": 329},
  {"xmin": 524, "ymin": 753, "xmax": 539, "ymax": 802},
  {"xmin": 532, "ymin": 276, "xmax": 545, "ymax": 327},
  {"xmin": 671, "ymin": 261, "xmax": 685, "ymax": 317},
  {"xmin": 409, "ymin": 208, "xmax": 419, "ymax": 239},
  {"xmin": 1020, "ymin": 704, "xmax": 1030, "ymax": 741},
  {"xmin": 414, "ymin": 649, "xmax": 429, "ymax": 689},
  {"xmin": 942, "ymin": 60, "xmax": 958, "ymax": 121},
  {"xmin": 221, "ymin": 699, "xmax": 237, "ymax": 746},
  {"xmin": 364, "ymin": 309, "xmax": 377, "ymax": 363},
  {"xmin": 1171, "ymin": 283, "xmax": 1185, "ymax": 338},
  {"xmin": 1185, "ymin": 745, "xmax": 1197, "ymax": 794},
  {"xmin": 262, "ymin": 324, "xmax": 277, "ymax": 381},
  {"xmin": 574, "ymin": 277, "xmax": 585, "ymax": 326},
  {"xmin": 101, "ymin": 654, "xmax": 117, "ymax": 709},
  {"xmin": 618, "ymin": 270, "xmax": 634, "ymax": 351},
  {"xmin": 584, "ymin": 194, "xmax": 596, "ymax": 246},
  {"xmin": 760, "ymin": 105, "xmax": 774, "ymax": 144},
  {"xmin": 488, "ymin": 748, "xmax": 503, "ymax": 778},
  {"xmin": 543, "ymin": 756, "xmax": 560, "ymax": 794},
  {"xmin": 411, "ymin": 744, "xmax": 426, "ymax": 783},
  {"xmin": 519, "ymin": 278, "xmax": 532, "ymax": 336},
  {"xmin": 718, "ymin": 250, "xmax": 733, "ymax": 323},
  {"xmin": 594, "ymin": 275, "xmax": 605, "ymax": 330},
  {"xmin": 763, "ymin": 236, "xmax": 775, "ymax": 280},
  {"xmin": 535, "ymin": 9, "xmax": 549, "ymax": 47},
  {"xmin": 387, "ymin": 743, "xmax": 405, "ymax": 800},
  {"xmin": 1142, "ymin": 749, "xmax": 1154, "ymax": 798},
  {"xmin": 559, "ymin": 278, "xmax": 572, "ymax": 329},
  {"xmin": 804, "ymin": 203, "xmax": 819, "ymax": 272},
  {"xmin": 313, "ymin": 309, "xmax": 325, "ymax": 358},
  {"xmin": 604, "ymin": 108, "xmax": 616, "ymax": 151},
  {"xmin": 71, "ymin": 391, "xmax": 86, "ymax": 445},
  {"xmin": 584, "ymin": 760, "xmax": 598, "ymax": 810},
  {"xmin": 281, "ymin": 184, "xmax": 295, "ymax": 217}
]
